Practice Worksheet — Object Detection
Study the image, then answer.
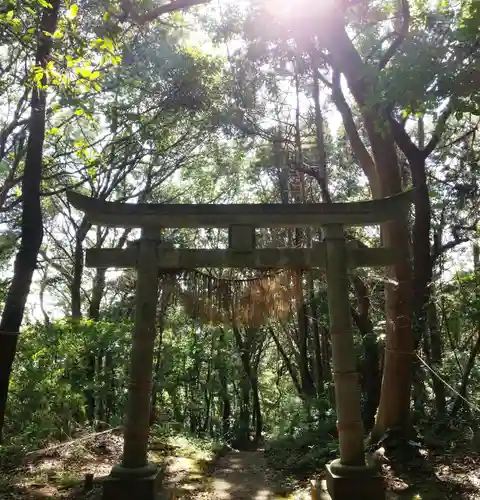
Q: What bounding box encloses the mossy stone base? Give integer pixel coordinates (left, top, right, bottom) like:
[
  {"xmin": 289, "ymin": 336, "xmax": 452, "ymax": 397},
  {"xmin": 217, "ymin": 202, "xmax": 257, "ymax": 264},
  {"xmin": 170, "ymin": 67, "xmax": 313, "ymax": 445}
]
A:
[
  {"xmin": 102, "ymin": 463, "xmax": 163, "ymax": 500},
  {"xmin": 325, "ymin": 459, "xmax": 385, "ymax": 500}
]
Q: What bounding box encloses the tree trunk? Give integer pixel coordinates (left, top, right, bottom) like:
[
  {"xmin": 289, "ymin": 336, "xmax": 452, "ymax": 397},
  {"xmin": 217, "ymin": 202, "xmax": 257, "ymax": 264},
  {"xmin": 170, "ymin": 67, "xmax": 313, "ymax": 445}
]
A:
[
  {"xmin": 232, "ymin": 326, "xmax": 253, "ymax": 449},
  {"xmin": 89, "ymin": 268, "xmax": 106, "ymax": 321},
  {"xmin": 238, "ymin": 375, "xmax": 251, "ymax": 449},
  {"xmin": 0, "ymin": 0, "xmax": 60, "ymax": 440},
  {"xmin": 312, "ymin": 297, "xmax": 324, "ymax": 396},
  {"xmin": 312, "ymin": 66, "xmax": 332, "ymax": 203},
  {"xmin": 71, "ymin": 217, "xmax": 91, "ymax": 318},
  {"xmin": 105, "ymin": 350, "xmax": 115, "ymax": 423},
  {"xmin": 352, "ymin": 276, "xmax": 381, "ymax": 430},
  {"xmin": 296, "ymin": 298, "xmax": 315, "ymax": 397},
  {"xmin": 251, "ymin": 374, "xmax": 262, "ymax": 445},
  {"xmin": 203, "ymin": 384, "xmax": 211, "ymax": 433},
  {"xmin": 321, "ymin": 325, "xmax": 332, "ymax": 391},
  {"xmin": 370, "ymin": 142, "xmax": 413, "ymax": 442},
  {"xmin": 427, "ymin": 289, "xmax": 446, "ymax": 418},
  {"xmin": 88, "ymin": 268, "xmax": 107, "ymax": 425},
  {"xmin": 149, "ymin": 282, "xmax": 171, "ymax": 424},
  {"xmin": 95, "ymin": 351, "xmax": 105, "ymax": 426},
  {"xmin": 391, "ymin": 127, "xmax": 436, "ymax": 423},
  {"xmin": 450, "ymin": 331, "xmax": 480, "ymax": 418},
  {"xmin": 324, "ymin": 23, "xmax": 414, "ymax": 441},
  {"xmin": 221, "ymin": 378, "xmax": 231, "ymax": 440},
  {"xmin": 218, "ymin": 328, "xmax": 231, "ymax": 440},
  {"xmin": 406, "ymin": 152, "xmax": 432, "ymax": 353},
  {"xmin": 269, "ymin": 327, "xmax": 303, "ymax": 397}
]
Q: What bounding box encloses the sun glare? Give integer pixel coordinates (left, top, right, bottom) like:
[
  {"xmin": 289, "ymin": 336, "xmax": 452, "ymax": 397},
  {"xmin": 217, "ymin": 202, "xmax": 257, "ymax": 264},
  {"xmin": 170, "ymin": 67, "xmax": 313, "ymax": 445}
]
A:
[{"xmin": 263, "ymin": 0, "xmax": 333, "ymax": 20}]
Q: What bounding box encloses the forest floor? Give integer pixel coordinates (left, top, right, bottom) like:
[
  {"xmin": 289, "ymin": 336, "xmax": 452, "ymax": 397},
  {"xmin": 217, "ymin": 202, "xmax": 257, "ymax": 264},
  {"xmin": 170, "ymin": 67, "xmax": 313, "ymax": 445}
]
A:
[{"xmin": 1, "ymin": 430, "xmax": 480, "ymax": 499}]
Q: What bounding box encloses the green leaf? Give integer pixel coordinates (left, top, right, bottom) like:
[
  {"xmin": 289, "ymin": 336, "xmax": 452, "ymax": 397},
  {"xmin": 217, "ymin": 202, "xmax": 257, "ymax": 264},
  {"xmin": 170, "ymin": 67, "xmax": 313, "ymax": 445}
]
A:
[
  {"xmin": 77, "ymin": 67, "xmax": 92, "ymax": 78},
  {"xmin": 34, "ymin": 69, "xmax": 44, "ymax": 82},
  {"xmin": 38, "ymin": 0, "xmax": 53, "ymax": 8},
  {"xmin": 74, "ymin": 109, "xmax": 84, "ymax": 116},
  {"xmin": 66, "ymin": 4, "xmax": 78, "ymax": 19}
]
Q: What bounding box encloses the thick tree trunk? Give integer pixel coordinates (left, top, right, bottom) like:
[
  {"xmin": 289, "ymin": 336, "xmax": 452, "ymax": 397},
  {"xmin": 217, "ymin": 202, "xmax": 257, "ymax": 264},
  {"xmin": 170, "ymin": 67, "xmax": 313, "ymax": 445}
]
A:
[
  {"xmin": 324, "ymin": 23, "xmax": 413, "ymax": 440},
  {"xmin": 369, "ymin": 136, "xmax": 413, "ymax": 442},
  {"xmin": 0, "ymin": 0, "xmax": 60, "ymax": 440},
  {"xmin": 405, "ymin": 152, "xmax": 433, "ymax": 353},
  {"xmin": 391, "ymin": 124, "xmax": 438, "ymax": 423}
]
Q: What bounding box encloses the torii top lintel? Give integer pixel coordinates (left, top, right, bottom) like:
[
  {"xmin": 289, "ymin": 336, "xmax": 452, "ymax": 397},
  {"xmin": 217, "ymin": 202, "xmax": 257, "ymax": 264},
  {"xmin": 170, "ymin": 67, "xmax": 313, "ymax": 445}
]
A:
[{"xmin": 66, "ymin": 190, "xmax": 413, "ymax": 229}]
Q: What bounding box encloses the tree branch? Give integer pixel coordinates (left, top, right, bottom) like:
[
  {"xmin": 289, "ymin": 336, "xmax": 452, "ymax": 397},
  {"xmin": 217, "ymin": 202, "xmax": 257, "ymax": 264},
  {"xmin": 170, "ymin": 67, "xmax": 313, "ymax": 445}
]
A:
[
  {"xmin": 432, "ymin": 223, "xmax": 478, "ymax": 261},
  {"xmin": 424, "ymin": 100, "xmax": 454, "ymax": 157},
  {"xmin": 389, "ymin": 116, "xmax": 422, "ymax": 160},
  {"xmin": 331, "ymin": 71, "xmax": 378, "ymax": 189},
  {"xmin": 128, "ymin": 0, "xmax": 211, "ymax": 24},
  {"xmin": 379, "ymin": 0, "xmax": 410, "ymax": 70},
  {"xmin": 443, "ymin": 125, "xmax": 479, "ymax": 148}
]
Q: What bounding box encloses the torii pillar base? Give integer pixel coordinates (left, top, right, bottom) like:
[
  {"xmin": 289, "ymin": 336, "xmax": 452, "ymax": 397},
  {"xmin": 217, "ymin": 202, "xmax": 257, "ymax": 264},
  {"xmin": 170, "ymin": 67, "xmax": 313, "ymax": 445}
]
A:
[
  {"xmin": 102, "ymin": 464, "xmax": 163, "ymax": 500},
  {"xmin": 324, "ymin": 459, "xmax": 385, "ymax": 500}
]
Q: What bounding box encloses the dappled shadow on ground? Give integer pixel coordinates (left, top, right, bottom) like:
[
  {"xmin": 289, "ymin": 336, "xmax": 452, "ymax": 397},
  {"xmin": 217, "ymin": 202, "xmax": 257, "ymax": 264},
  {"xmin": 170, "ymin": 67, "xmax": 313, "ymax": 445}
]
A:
[
  {"xmin": 384, "ymin": 447, "xmax": 480, "ymax": 499},
  {"xmin": 0, "ymin": 432, "xmax": 216, "ymax": 500},
  {"xmin": 0, "ymin": 432, "xmax": 123, "ymax": 499},
  {"xmin": 209, "ymin": 450, "xmax": 275, "ymax": 499},
  {"xmin": 5, "ymin": 434, "xmax": 480, "ymax": 500}
]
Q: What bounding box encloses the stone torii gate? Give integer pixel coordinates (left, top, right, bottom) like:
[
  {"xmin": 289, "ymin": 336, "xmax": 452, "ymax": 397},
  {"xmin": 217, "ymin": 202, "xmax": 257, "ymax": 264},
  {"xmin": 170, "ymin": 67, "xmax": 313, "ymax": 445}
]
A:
[{"xmin": 67, "ymin": 190, "xmax": 413, "ymax": 500}]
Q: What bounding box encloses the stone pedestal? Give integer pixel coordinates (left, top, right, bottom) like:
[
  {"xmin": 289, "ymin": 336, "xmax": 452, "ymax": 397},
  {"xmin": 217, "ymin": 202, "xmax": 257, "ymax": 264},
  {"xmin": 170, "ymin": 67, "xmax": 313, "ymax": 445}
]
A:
[
  {"xmin": 102, "ymin": 464, "xmax": 163, "ymax": 500},
  {"xmin": 325, "ymin": 459, "xmax": 385, "ymax": 500}
]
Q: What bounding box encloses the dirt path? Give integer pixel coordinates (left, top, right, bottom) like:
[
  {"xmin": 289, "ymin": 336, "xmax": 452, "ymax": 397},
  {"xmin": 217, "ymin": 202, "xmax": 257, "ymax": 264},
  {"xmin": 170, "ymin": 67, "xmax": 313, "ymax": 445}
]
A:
[{"xmin": 210, "ymin": 450, "xmax": 274, "ymax": 500}]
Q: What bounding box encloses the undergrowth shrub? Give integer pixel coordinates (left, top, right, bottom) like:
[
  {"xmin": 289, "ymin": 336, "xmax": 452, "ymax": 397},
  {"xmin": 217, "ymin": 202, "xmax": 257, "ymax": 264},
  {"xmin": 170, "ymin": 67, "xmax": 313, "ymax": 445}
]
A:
[{"xmin": 265, "ymin": 405, "xmax": 338, "ymax": 477}]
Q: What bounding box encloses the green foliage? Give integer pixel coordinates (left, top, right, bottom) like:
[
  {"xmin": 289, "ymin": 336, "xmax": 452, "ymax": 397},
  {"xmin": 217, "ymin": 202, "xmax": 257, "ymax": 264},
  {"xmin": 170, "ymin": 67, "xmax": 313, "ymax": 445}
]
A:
[
  {"xmin": 265, "ymin": 424, "xmax": 337, "ymax": 477},
  {"xmin": 1, "ymin": 4, "xmax": 480, "ymax": 496},
  {"xmin": 5, "ymin": 319, "xmax": 132, "ymax": 446}
]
